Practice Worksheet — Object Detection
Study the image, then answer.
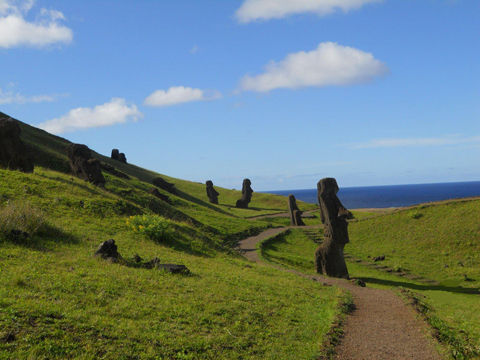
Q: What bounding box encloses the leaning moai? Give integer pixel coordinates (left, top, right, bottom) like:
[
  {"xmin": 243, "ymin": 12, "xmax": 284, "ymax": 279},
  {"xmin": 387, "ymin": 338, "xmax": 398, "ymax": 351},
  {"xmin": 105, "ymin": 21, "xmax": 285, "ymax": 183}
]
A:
[
  {"xmin": 67, "ymin": 144, "xmax": 105, "ymax": 187},
  {"xmin": 314, "ymin": 178, "xmax": 351, "ymax": 279},
  {"xmin": 0, "ymin": 116, "xmax": 34, "ymax": 173},
  {"xmin": 288, "ymin": 194, "xmax": 305, "ymax": 226},
  {"xmin": 236, "ymin": 178, "xmax": 253, "ymax": 208},
  {"xmin": 205, "ymin": 180, "xmax": 219, "ymax": 204}
]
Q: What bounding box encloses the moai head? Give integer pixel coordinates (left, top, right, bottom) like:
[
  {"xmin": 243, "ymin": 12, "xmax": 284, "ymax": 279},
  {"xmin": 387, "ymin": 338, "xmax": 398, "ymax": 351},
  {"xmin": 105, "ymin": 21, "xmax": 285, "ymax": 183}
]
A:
[{"xmin": 242, "ymin": 179, "xmax": 253, "ymax": 199}]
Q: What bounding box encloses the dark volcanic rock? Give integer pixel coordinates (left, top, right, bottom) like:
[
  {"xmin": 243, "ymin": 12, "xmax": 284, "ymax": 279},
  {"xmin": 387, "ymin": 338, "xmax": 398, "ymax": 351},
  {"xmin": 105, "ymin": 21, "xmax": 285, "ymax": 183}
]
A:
[
  {"xmin": 67, "ymin": 144, "xmax": 105, "ymax": 186},
  {"xmin": 288, "ymin": 194, "xmax": 305, "ymax": 226},
  {"xmin": 0, "ymin": 116, "xmax": 34, "ymax": 172},
  {"xmin": 152, "ymin": 177, "xmax": 177, "ymax": 194},
  {"xmin": 314, "ymin": 178, "xmax": 351, "ymax": 279},
  {"xmin": 155, "ymin": 264, "xmax": 190, "ymax": 274},
  {"xmin": 235, "ymin": 178, "xmax": 253, "ymax": 208},
  {"xmin": 373, "ymin": 255, "xmax": 386, "ymax": 262},
  {"xmin": 206, "ymin": 180, "xmax": 219, "ymax": 204},
  {"xmin": 94, "ymin": 239, "xmax": 121, "ymax": 262},
  {"xmin": 149, "ymin": 188, "xmax": 171, "ymax": 203}
]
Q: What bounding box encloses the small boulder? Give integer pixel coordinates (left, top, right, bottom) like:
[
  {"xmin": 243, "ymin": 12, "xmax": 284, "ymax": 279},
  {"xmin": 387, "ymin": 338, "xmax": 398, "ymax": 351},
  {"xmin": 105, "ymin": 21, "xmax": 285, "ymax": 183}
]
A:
[
  {"xmin": 373, "ymin": 255, "xmax": 385, "ymax": 262},
  {"xmin": 155, "ymin": 264, "xmax": 190, "ymax": 274}
]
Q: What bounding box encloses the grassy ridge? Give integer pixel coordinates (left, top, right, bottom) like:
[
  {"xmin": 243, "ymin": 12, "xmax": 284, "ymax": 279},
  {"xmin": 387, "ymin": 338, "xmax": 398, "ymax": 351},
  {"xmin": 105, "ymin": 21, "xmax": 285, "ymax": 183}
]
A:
[
  {"xmin": 259, "ymin": 204, "xmax": 480, "ymax": 359},
  {"xmin": 0, "ymin": 119, "xmax": 341, "ymax": 360}
]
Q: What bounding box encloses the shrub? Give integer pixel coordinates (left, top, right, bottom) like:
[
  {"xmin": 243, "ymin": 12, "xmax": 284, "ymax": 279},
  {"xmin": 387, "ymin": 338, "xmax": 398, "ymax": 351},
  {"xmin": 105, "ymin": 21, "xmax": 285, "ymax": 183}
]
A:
[
  {"xmin": 127, "ymin": 215, "xmax": 174, "ymax": 242},
  {"xmin": 0, "ymin": 201, "xmax": 46, "ymax": 241}
]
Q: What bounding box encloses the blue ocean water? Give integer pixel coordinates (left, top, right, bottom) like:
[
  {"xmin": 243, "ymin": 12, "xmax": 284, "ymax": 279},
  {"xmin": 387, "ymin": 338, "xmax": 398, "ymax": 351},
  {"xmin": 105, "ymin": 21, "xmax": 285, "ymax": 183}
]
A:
[{"xmin": 265, "ymin": 181, "xmax": 480, "ymax": 209}]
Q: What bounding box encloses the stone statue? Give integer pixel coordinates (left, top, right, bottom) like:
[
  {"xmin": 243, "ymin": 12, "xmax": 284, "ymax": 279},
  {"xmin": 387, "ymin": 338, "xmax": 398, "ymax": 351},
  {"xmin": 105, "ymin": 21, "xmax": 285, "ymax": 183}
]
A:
[
  {"xmin": 111, "ymin": 149, "xmax": 127, "ymax": 163},
  {"xmin": 288, "ymin": 194, "xmax": 305, "ymax": 226},
  {"xmin": 206, "ymin": 180, "xmax": 219, "ymax": 204},
  {"xmin": 236, "ymin": 178, "xmax": 253, "ymax": 208},
  {"xmin": 0, "ymin": 116, "xmax": 34, "ymax": 173},
  {"xmin": 67, "ymin": 144, "xmax": 105, "ymax": 187},
  {"xmin": 314, "ymin": 178, "xmax": 351, "ymax": 279}
]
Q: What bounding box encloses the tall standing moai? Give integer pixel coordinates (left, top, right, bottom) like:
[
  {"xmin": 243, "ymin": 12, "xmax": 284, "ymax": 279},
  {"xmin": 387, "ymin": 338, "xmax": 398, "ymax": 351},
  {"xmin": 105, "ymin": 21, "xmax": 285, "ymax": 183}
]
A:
[
  {"xmin": 236, "ymin": 178, "xmax": 253, "ymax": 208},
  {"xmin": 288, "ymin": 194, "xmax": 305, "ymax": 226},
  {"xmin": 205, "ymin": 180, "xmax": 219, "ymax": 204},
  {"xmin": 314, "ymin": 178, "xmax": 351, "ymax": 279}
]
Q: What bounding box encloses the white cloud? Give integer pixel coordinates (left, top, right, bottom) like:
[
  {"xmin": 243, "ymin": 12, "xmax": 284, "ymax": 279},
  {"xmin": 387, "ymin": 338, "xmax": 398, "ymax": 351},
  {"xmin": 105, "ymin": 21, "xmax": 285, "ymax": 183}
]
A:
[
  {"xmin": 144, "ymin": 86, "xmax": 221, "ymax": 107},
  {"xmin": 38, "ymin": 98, "xmax": 142, "ymax": 134},
  {"xmin": 0, "ymin": 87, "xmax": 64, "ymax": 104},
  {"xmin": 0, "ymin": 0, "xmax": 72, "ymax": 48},
  {"xmin": 351, "ymin": 135, "xmax": 480, "ymax": 149},
  {"xmin": 240, "ymin": 42, "xmax": 387, "ymax": 92},
  {"xmin": 235, "ymin": 0, "xmax": 382, "ymax": 23}
]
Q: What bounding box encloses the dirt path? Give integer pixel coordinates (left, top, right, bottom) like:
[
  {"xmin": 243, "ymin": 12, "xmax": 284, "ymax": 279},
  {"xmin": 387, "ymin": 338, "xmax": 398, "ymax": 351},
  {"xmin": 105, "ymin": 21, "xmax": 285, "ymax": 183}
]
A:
[{"xmin": 237, "ymin": 228, "xmax": 443, "ymax": 360}]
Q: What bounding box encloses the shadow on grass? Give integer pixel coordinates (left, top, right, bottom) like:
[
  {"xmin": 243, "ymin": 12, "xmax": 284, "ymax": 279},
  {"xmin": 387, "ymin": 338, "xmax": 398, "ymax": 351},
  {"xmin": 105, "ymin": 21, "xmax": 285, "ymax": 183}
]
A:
[
  {"xmin": 359, "ymin": 277, "xmax": 480, "ymax": 295},
  {"xmin": 36, "ymin": 173, "xmax": 104, "ymax": 197},
  {"xmin": 3, "ymin": 224, "xmax": 80, "ymax": 251}
]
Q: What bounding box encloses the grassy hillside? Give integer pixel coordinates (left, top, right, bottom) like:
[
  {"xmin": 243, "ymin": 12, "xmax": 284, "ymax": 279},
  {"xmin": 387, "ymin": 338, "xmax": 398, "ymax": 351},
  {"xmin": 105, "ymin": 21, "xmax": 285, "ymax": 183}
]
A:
[
  {"xmin": 259, "ymin": 204, "xmax": 480, "ymax": 359},
  {"xmin": 0, "ymin": 115, "xmax": 341, "ymax": 359}
]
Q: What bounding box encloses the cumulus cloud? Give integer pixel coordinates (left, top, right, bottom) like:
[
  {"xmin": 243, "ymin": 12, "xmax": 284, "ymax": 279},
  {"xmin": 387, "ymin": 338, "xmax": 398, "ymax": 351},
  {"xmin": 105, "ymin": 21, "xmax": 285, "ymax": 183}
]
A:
[
  {"xmin": 240, "ymin": 42, "xmax": 387, "ymax": 92},
  {"xmin": 351, "ymin": 135, "xmax": 480, "ymax": 149},
  {"xmin": 144, "ymin": 86, "xmax": 221, "ymax": 107},
  {"xmin": 0, "ymin": 87, "xmax": 65, "ymax": 104},
  {"xmin": 235, "ymin": 0, "xmax": 382, "ymax": 23},
  {"xmin": 38, "ymin": 98, "xmax": 142, "ymax": 134},
  {"xmin": 0, "ymin": 0, "xmax": 72, "ymax": 48}
]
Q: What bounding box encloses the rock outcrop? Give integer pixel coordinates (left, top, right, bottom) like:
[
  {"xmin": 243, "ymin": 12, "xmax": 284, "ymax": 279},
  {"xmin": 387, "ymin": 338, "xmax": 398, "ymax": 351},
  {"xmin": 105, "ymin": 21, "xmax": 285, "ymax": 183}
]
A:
[
  {"xmin": 67, "ymin": 144, "xmax": 105, "ymax": 186},
  {"xmin": 152, "ymin": 177, "xmax": 177, "ymax": 194},
  {"xmin": 0, "ymin": 117, "xmax": 34, "ymax": 173},
  {"xmin": 314, "ymin": 178, "xmax": 351, "ymax": 279},
  {"xmin": 235, "ymin": 179, "xmax": 253, "ymax": 208},
  {"xmin": 288, "ymin": 194, "xmax": 305, "ymax": 226},
  {"xmin": 205, "ymin": 180, "xmax": 219, "ymax": 204}
]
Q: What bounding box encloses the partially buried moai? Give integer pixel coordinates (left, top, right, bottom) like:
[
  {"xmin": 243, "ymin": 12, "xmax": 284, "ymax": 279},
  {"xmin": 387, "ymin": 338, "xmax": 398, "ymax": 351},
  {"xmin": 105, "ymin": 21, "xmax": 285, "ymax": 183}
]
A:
[
  {"xmin": 288, "ymin": 194, "xmax": 305, "ymax": 226},
  {"xmin": 235, "ymin": 178, "xmax": 253, "ymax": 208},
  {"xmin": 67, "ymin": 144, "xmax": 105, "ymax": 187},
  {"xmin": 314, "ymin": 178, "xmax": 351, "ymax": 279},
  {"xmin": 205, "ymin": 180, "xmax": 219, "ymax": 204}
]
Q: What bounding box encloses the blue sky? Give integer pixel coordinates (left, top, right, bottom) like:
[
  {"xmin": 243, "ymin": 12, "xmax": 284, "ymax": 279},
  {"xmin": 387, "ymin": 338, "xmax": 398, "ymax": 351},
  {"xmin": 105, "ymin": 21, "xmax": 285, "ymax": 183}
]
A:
[{"xmin": 1, "ymin": 0, "xmax": 479, "ymax": 190}]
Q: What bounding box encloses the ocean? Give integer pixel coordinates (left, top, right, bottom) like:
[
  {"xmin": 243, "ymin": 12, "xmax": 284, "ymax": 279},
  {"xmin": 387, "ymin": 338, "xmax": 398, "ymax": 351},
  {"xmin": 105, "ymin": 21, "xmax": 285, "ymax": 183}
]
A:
[{"xmin": 265, "ymin": 181, "xmax": 480, "ymax": 209}]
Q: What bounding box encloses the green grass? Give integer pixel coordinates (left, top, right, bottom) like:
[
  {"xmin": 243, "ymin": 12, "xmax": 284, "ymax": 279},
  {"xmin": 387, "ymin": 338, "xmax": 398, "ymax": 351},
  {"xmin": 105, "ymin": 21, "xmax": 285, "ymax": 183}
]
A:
[
  {"xmin": 0, "ymin": 119, "xmax": 343, "ymax": 360},
  {"xmin": 259, "ymin": 207, "xmax": 480, "ymax": 359}
]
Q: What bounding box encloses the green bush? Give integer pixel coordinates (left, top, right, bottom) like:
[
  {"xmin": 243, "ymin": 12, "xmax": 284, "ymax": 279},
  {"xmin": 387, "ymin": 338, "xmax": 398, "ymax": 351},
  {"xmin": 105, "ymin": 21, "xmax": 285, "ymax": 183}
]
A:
[
  {"xmin": 127, "ymin": 215, "xmax": 174, "ymax": 242},
  {"xmin": 0, "ymin": 201, "xmax": 46, "ymax": 241}
]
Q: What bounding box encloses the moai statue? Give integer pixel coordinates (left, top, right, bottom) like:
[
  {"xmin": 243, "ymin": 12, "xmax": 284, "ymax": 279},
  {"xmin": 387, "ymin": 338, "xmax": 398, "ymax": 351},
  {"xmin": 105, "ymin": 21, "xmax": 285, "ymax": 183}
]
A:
[
  {"xmin": 314, "ymin": 178, "xmax": 351, "ymax": 279},
  {"xmin": 0, "ymin": 116, "xmax": 34, "ymax": 173},
  {"xmin": 205, "ymin": 180, "xmax": 219, "ymax": 204},
  {"xmin": 111, "ymin": 149, "xmax": 120, "ymax": 160},
  {"xmin": 235, "ymin": 178, "xmax": 253, "ymax": 208},
  {"xmin": 67, "ymin": 144, "xmax": 105, "ymax": 187},
  {"xmin": 118, "ymin": 153, "xmax": 127, "ymax": 164},
  {"xmin": 288, "ymin": 194, "xmax": 305, "ymax": 226},
  {"xmin": 111, "ymin": 149, "xmax": 127, "ymax": 164}
]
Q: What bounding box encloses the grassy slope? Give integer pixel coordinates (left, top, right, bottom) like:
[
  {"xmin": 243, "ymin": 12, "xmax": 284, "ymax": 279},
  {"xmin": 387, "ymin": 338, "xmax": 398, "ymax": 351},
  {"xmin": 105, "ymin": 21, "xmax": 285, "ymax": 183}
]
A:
[
  {"xmin": 0, "ymin": 116, "xmax": 340, "ymax": 359},
  {"xmin": 259, "ymin": 205, "xmax": 480, "ymax": 359}
]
